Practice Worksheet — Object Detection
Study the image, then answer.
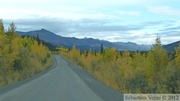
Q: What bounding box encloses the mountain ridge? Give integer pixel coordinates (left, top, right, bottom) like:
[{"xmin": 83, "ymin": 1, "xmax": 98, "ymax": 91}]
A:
[
  {"xmin": 163, "ymin": 41, "xmax": 180, "ymax": 52},
  {"xmin": 16, "ymin": 29, "xmax": 151, "ymax": 51}
]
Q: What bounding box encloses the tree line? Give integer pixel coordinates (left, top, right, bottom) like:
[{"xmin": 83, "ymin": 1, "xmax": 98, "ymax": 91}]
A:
[
  {"xmin": 0, "ymin": 20, "xmax": 52, "ymax": 86},
  {"xmin": 59, "ymin": 37, "xmax": 180, "ymax": 93}
]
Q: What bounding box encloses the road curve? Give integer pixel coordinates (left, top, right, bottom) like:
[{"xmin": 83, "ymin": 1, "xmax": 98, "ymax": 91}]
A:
[{"xmin": 0, "ymin": 55, "xmax": 123, "ymax": 101}]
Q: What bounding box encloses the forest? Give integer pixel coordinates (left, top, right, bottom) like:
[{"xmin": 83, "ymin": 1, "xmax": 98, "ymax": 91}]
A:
[
  {"xmin": 0, "ymin": 20, "xmax": 52, "ymax": 86},
  {"xmin": 1, "ymin": 19, "xmax": 179, "ymax": 94},
  {"xmin": 59, "ymin": 37, "xmax": 180, "ymax": 93}
]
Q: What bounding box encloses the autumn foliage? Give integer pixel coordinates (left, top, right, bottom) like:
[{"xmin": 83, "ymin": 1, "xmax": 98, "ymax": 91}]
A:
[
  {"xmin": 59, "ymin": 37, "xmax": 180, "ymax": 93},
  {"xmin": 0, "ymin": 20, "xmax": 52, "ymax": 86}
]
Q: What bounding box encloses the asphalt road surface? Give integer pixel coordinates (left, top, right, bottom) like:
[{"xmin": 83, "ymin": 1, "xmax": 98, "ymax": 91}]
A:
[{"xmin": 0, "ymin": 55, "xmax": 123, "ymax": 101}]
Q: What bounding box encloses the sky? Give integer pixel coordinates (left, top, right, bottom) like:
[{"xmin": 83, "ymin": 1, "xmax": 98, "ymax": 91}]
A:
[{"xmin": 1, "ymin": 0, "xmax": 180, "ymax": 45}]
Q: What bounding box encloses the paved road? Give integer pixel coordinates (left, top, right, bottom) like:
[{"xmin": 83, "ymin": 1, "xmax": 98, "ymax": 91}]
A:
[{"xmin": 0, "ymin": 55, "xmax": 123, "ymax": 101}]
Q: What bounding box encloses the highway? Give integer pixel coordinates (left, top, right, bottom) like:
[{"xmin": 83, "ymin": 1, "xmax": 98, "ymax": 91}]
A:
[{"xmin": 0, "ymin": 55, "xmax": 123, "ymax": 101}]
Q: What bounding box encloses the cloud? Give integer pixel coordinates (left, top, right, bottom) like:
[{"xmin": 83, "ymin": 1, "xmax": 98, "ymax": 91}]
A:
[
  {"xmin": 160, "ymin": 26, "xmax": 180, "ymax": 31},
  {"xmin": 10, "ymin": 18, "xmax": 143, "ymax": 33},
  {"xmin": 55, "ymin": 6, "xmax": 84, "ymax": 12},
  {"xmin": 152, "ymin": 30, "xmax": 180, "ymax": 44},
  {"xmin": 41, "ymin": 0, "xmax": 154, "ymax": 7},
  {"xmin": 148, "ymin": 6, "xmax": 180, "ymax": 16},
  {"xmin": 140, "ymin": 20, "xmax": 171, "ymax": 26},
  {"xmin": 116, "ymin": 11, "xmax": 141, "ymax": 16},
  {"xmin": 3, "ymin": 18, "xmax": 66, "ymax": 32},
  {"xmin": 3, "ymin": 17, "xmax": 145, "ymax": 41},
  {"xmin": 3, "ymin": 15, "xmax": 180, "ymax": 45},
  {"xmin": 161, "ymin": 36, "xmax": 180, "ymax": 44}
]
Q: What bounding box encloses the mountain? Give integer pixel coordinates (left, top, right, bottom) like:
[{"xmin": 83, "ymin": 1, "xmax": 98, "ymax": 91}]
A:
[
  {"xmin": 16, "ymin": 29, "xmax": 151, "ymax": 51},
  {"xmin": 163, "ymin": 41, "xmax": 180, "ymax": 52},
  {"xmin": 113, "ymin": 42, "xmax": 151, "ymax": 51}
]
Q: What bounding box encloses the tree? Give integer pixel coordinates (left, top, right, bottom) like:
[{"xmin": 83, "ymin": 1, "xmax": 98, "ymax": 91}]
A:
[
  {"xmin": 0, "ymin": 19, "xmax": 5, "ymax": 33},
  {"xmin": 103, "ymin": 47, "xmax": 116, "ymax": 62},
  {"xmin": 148, "ymin": 37, "xmax": 169, "ymax": 70},
  {"xmin": 174, "ymin": 42, "xmax": 180, "ymax": 93},
  {"xmin": 100, "ymin": 44, "xmax": 104, "ymax": 54},
  {"xmin": 146, "ymin": 37, "xmax": 169, "ymax": 93},
  {"xmin": 59, "ymin": 35, "xmax": 177, "ymax": 93},
  {"xmin": 69, "ymin": 44, "xmax": 80, "ymax": 62},
  {"xmin": 0, "ymin": 21, "xmax": 52, "ymax": 86},
  {"xmin": 36, "ymin": 34, "xmax": 41, "ymax": 45},
  {"xmin": 175, "ymin": 42, "xmax": 180, "ymax": 67},
  {"xmin": 8, "ymin": 22, "xmax": 16, "ymax": 33},
  {"xmin": 6, "ymin": 22, "xmax": 18, "ymax": 41},
  {"xmin": 0, "ymin": 19, "xmax": 6, "ymax": 47},
  {"xmin": 0, "ymin": 20, "xmax": 6, "ymax": 52}
]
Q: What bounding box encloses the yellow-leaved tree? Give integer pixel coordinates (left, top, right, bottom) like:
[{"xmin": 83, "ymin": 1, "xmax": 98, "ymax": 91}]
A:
[
  {"xmin": 146, "ymin": 37, "xmax": 169, "ymax": 93},
  {"xmin": 174, "ymin": 42, "xmax": 180, "ymax": 93},
  {"xmin": 0, "ymin": 20, "xmax": 52, "ymax": 86}
]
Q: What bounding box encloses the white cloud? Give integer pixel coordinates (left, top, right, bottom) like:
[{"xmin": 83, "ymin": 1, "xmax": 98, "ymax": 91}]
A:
[
  {"xmin": 1, "ymin": 0, "xmax": 180, "ymax": 44},
  {"xmin": 116, "ymin": 11, "xmax": 141, "ymax": 16},
  {"xmin": 55, "ymin": 6, "xmax": 84, "ymax": 12},
  {"xmin": 0, "ymin": 9, "xmax": 34, "ymax": 19},
  {"xmin": 0, "ymin": 7, "xmax": 114, "ymax": 20},
  {"xmin": 45, "ymin": 0, "xmax": 152, "ymax": 7},
  {"xmin": 148, "ymin": 6, "xmax": 180, "ymax": 16},
  {"xmin": 161, "ymin": 36, "xmax": 180, "ymax": 44}
]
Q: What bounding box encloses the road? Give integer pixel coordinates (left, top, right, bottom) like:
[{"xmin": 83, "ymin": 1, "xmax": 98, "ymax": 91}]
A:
[{"xmin": 0, "ymin": 55, "xmax": 123, "ymax": 101}]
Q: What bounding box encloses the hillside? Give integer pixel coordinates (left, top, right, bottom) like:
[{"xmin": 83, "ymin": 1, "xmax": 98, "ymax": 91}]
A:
[
  {"xmin": 163, "ymin": 41, "xmax": 180, "ymax": 52},
  {"xmin": 16, "ymin": 29, "xmax": 151, "ymax": 51}
]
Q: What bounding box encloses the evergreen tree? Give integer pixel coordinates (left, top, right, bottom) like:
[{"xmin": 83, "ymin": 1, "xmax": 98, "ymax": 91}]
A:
[
  {"xmin": 100, "ymin": 44, "xmax": 104, "ymax": 54},
  {"xmin": 36, "ymin": 33, "xmax": 41, "ymax": 45}
]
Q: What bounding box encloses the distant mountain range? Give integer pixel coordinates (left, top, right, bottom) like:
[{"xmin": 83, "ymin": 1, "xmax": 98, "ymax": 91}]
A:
[
  {"xmin": 17, "ymin": 29, "xmax": 152, "ymax": 51},
  {"xmin": 163, "ymin": 41, "xmax": 180, "ymax": 52}
]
